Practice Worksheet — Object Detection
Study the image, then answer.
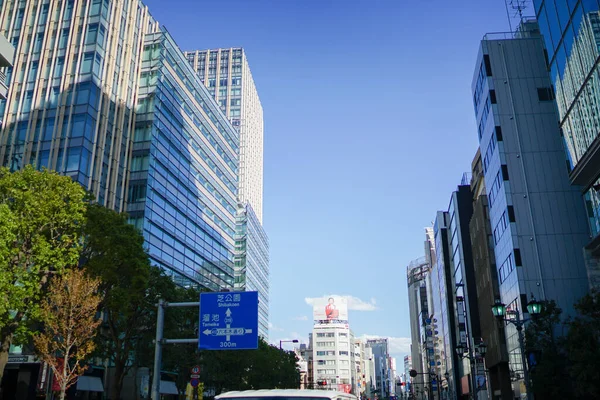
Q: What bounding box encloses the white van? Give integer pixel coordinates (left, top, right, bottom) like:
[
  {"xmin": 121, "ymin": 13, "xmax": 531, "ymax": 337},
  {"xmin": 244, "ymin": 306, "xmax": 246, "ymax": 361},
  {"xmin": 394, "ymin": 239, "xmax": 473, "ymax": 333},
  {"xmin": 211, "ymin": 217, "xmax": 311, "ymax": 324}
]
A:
[{"xmin": 216, "ymin": 389, "xmax": 358, "ymax": 400}]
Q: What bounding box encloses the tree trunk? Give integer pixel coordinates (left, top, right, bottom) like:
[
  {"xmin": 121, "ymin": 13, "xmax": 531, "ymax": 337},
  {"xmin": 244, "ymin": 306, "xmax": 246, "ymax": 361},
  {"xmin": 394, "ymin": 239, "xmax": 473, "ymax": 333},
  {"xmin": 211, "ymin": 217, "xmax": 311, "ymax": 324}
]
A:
[
  {"xmin": 112, "ymin": 358, "xmax": 126, "ymax": 400},
  {"xmin": 0, "ymin": 329, "xmax": 14, "ymax": 382}
]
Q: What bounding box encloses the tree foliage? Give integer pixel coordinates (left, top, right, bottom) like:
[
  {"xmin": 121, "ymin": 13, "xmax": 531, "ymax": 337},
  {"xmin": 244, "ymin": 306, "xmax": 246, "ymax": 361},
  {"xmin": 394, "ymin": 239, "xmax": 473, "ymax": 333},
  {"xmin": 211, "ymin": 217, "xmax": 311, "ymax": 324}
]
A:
[
  {"xmin": 565, "ymin": 290, "xmax": 600, "ymax": 399},
  {"xmin": 81, "ymin": 204, "xmax": 181, "ymax": 400},
  {"xmin": 33, "ymin": 268, "xmax": 102, "ymax": 400},
  {"xmin": 198, "ymin": 338, "xmax": 300, "ymax": 395},
  {"xmin": 525, "ymin": 300, "xmax": 570, "ymax": 400},
  {"xmin": 0, "ymin": 166, "xmax": 87, "ymax": 380}
]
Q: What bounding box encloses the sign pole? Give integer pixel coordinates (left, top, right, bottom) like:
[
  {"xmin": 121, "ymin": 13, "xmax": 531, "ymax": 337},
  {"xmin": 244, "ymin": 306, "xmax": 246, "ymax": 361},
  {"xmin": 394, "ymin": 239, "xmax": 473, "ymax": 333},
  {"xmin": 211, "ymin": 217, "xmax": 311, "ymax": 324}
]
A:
[{"xmin": 151, "ymin": 299, "xmax": 165, "ymax": 400}]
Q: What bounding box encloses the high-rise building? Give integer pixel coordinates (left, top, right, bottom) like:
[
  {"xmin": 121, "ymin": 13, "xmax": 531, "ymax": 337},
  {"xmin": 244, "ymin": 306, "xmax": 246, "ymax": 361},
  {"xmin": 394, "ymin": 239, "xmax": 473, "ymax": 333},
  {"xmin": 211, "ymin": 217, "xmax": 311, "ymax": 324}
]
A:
[
  {"xmin": 532, "ymin": 0, "xmax": 600, "ymax": 288},
  {"xmin": 185, "ymin": 48, "xmax": 263, "ymax": 222},
  {"xmin": 234, "ymin": 202, "xmax": 269, "ymax": 337},
  {"xmin": 129, "ymin": 31, "xmax": 239, "ymax": 289},
  {"xmin": 469, "ymin": 150, "xmax": 512, "ymax": 399},
  {"xmin": 353, "ymin": 339, "xmax": 366, "ymax": 397},
  {"xmin": 406, "ymin": 257, "xmax": 430, "ymax": 392},
  {"xmin": 0, "ymin": 33, "xmax": 13, "ymax": 102},
  {"xmin": 366, "ymin": 338, "xmax": 391, "ymax": 399},
  {"xmin": 186, "ymin": 48, "xmax": 270, "ymax": 338},
  {"xmin": 0, "ymin": 1, "xmax": 240, "ymax": 290},
  {"xmin": 471, "ymin": 20, "xmax": 591, "ymax": 397}
]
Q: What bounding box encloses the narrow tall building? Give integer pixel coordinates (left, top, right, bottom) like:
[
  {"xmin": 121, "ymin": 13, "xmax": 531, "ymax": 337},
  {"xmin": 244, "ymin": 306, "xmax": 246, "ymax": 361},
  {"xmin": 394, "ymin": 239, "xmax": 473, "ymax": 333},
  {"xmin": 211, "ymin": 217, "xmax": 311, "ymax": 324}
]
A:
[
  {"xmin": 186, "ymin": 48, "xmax": 269, "ymax": 338},
  {"xmin": 0, "ymin": 33, "xmax": 13, "ymax": 102},
  {"xmin": 471, "ymin": 20, "xmax": 591, "ymax": 397}
]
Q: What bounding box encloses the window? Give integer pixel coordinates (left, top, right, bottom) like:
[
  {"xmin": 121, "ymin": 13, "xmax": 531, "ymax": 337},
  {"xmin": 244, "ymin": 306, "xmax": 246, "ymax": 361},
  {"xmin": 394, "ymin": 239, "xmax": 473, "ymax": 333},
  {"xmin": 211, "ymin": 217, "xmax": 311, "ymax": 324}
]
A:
[
  {"xmin": 501, "ymin": 164, "xmax": 509, "ymax": 180},
  {"xmin": 514, "ymin": 249, "xmax": 522, "ymax": 266},
  {"xmin": 86, "ymin": 24, "xmax": 98, "ymax": 45},
  {"xmin": 490, "ymin": 89, "xmax": 497, "ymax": 104},
  {"xmin": 131, "ymin": 155, "xmax": 149, "ymax": 172},
  {"xmin": 66, "ymin": 147, "xmax": 81, "ymax": 172},
  {"xmin": 537, "ymin": 87, "xmax": 555, "ymax": 101},
  {"xmin": 507, "ymin": 205, "xmax": 515, "ymax": 222},
  {"xmin": 495, "ymin": 126, "xmax": 503, "ymax": 141},
  {"xmin": 81, "ymin": 53, "xmax": 94, "ymax": 74},
  {"xmin": 339, "ymin": 351, "xmax": 349, "ymax": 356},
  {"xmin": 483, "ymin": 54, "xmax": 492, "ymax": 76}
]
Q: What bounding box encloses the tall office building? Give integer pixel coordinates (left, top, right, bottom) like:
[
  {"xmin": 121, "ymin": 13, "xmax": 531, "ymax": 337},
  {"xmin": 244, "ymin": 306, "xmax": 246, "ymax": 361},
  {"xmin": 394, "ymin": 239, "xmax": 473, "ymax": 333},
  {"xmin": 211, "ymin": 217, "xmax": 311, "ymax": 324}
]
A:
[
  {"xmin": 406, "ymin": 257, "xmax": 430, "ymax": 392},
  {"xmin": 366, "ymin": 338, "xmax": 391, "ymax": 399},
  {"xmin": 186, "ymin": 48, "xmax": 263, "ymax": 222},
  {"xmin": 533, "ymin": 0, "xmax": 600, "ymax": 288},
  {"xmin": 234, "ymin": 202, "xmax": 269, "ymax": 337},
  {"xmin": 186, "ymin": 47, "xmax": 270, "ymax": 337},
  {"xmin": 0, "ymin": 0, "xmax": 240, "ymax": 289},
  {"xmin": 471, "ymin": 20, "xmax": 591, "ymax": 397}
]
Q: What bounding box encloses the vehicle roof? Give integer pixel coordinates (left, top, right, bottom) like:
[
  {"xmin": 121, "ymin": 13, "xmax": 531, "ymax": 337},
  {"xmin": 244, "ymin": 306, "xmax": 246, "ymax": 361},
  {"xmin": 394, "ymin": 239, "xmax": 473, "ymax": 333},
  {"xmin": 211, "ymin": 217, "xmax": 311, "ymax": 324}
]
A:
[{"xmin": 216, "ymin": 389, "xmax": 352, "ymax": 399}]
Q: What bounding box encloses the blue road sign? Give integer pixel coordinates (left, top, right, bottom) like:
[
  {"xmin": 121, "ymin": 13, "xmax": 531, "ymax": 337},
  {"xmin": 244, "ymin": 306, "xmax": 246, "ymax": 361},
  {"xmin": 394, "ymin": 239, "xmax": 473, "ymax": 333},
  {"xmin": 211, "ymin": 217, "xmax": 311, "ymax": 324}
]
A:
[
  {"xmin": 198, "ymin": 291, "xmax": 259, "ymax": 350},
  {"xmin": 190, "ymin": 378, "xmax": 199, "ymax": 388}
]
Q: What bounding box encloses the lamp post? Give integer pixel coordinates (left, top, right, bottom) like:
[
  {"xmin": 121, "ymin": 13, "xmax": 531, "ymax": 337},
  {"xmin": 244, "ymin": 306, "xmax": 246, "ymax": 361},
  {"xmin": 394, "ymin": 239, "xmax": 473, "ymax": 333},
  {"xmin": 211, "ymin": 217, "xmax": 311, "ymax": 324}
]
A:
[
  {"xmin": 491, "ymin": 297, "xmax": 542, "ymax": 400},
  {"xmin": 279, "ymin": 339, "xmax": 299, "ymax": 349},
  {"xmin": 455, "ymin": 339, "xmax": 487, "ymax": 400}
]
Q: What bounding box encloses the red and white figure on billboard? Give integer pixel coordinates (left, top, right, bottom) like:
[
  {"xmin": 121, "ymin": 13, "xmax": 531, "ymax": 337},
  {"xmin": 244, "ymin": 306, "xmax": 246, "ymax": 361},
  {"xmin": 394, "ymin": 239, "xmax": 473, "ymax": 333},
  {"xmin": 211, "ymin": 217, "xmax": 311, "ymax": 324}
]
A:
[{"xmin": 312, "ymin": 296, "xmax": 348, "ymax": 321}]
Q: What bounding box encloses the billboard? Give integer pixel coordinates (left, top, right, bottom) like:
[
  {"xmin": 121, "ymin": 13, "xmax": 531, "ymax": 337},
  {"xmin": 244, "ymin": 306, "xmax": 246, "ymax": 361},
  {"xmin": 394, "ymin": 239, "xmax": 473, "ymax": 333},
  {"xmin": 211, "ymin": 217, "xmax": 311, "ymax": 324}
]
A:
[{"xmin": 312, "ymin": 296, "xmax": 348, "ymax": 321}]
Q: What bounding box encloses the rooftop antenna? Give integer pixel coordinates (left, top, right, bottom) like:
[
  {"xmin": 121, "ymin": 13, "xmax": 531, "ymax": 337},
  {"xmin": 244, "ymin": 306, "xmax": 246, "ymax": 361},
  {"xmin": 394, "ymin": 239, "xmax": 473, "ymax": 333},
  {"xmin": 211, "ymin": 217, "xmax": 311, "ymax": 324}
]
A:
[{"xmin": 505, "ymin": 0, "xmax": 530, "ymax": 33}]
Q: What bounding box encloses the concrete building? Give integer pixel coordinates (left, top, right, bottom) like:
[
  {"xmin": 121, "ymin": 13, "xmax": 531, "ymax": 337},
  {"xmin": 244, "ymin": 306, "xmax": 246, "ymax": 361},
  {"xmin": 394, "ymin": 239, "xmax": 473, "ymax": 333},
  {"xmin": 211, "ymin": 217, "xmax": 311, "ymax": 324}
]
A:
[
  {"xmin": 185, "ymin": 48, "xmax": 263, "ymax": 223},
  {"xmin": 0, "ymin": 33, "xmax": 13, "ymax": 102},
  {"xmin": 366, "ymin": 338, "xmax": 391, "ymax": 399},
  {"xmin": 354, "ymin": 339, "xmax": 367, "ymax": 397},
  {"xmin": 533, "ymin": 0, "xmax": 600, "ymax": 288},
  {"xmin": 364, "ymin": 346, "xmax": 376, "ymax": 398},
  {"xmin": 234, "ymin": 202, "xmax": 269, "ymax": 338},
  {"xmin": 312, "ymin": 322, "xmax": 355, "ymax": 393},
  {"xmin": 469, "ymin": 150, "xmax": 512, "ymax": 399},
  {"xmin": 471, "ymin": 20, "xmax": 592, "ymax": 397},
  {"xmin": 406, "ymin": 256, "xmax": 430, "ymax": 393}
]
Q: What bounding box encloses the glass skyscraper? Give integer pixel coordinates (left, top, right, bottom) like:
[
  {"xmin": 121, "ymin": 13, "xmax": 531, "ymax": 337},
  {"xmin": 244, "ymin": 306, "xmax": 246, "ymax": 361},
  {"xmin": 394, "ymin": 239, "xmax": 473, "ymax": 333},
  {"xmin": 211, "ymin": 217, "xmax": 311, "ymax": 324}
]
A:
[
  {"xmin": 0, "ymin": 0, "xmax": 240, "ymax": 290},
  {"xmin": 129, "ymin": 30, "xmax": 239, "ymax": 288},
  {"xmin": 534, "ymin": 0, "xmax": 600, "ymax": 287},
  {"xmin": 234, "ymin": 202, "xmax": 269, "ymax": 337},
  {"xmin": 186, "ymin": 48, "xmax": 270, "ymax": 338}
]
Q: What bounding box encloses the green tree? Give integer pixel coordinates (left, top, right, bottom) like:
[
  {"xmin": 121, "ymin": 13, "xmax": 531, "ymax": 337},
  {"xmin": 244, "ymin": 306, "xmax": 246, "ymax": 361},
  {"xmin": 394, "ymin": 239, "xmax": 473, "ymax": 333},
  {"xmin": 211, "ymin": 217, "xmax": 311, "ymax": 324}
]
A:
[
  {"xmin": 199, "ymin": 338, "xmax": 300, "ymax": 394},
  {"xmin": 81, "ymin": 204, "xmax": 177, "ymax": 400},
  {"xmin": 33, "ymin": 268, "xmax": 103, "ymax": 400},
  {"xmin": 525, "ymin": 300, "xmax": 571, "ymax": 399},
  {"xmin": 0, "ymin": 166, "xmax": 87, "ymax": 381},
  {"xmin": 565, "ymin": 290, "xmax": 600, "ymax": 399}
]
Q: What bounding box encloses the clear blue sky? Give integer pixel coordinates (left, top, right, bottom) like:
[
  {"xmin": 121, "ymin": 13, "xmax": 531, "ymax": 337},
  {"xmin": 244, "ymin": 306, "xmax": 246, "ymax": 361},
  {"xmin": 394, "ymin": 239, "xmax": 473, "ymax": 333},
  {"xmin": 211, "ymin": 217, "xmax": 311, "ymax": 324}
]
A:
[{"xmin": 143, "ymin": 0, "xmax": 516, "ymax": 360}]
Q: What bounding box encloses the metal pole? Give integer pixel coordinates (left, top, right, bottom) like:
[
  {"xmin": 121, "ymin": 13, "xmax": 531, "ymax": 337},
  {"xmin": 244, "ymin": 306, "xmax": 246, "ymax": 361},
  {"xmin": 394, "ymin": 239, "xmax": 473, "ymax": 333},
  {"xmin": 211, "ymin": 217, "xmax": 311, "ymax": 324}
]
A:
[
  {"xmin": 515, "ymin": 313, "xmax": 533, "ymax": 400},
  {"xmin": 151, "ymin": 299, "xmax": 165, "ymax": 400}
]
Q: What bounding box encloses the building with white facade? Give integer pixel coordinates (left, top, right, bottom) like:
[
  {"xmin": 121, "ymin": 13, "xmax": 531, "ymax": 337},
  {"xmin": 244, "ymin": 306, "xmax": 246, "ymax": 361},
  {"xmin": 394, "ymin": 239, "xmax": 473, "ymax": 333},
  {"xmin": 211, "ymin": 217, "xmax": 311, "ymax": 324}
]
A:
[
  {"xmin": 364, "ymin": 346, "xmax": 376, "ymax": 398},
  {"xmin": 312, "ymin": 322, "xmax": 355, "ymax": 393},
  {"xmin": 185, "ymin": 48, "xmax": 264, "ymax": 222},
  {"xmin": 354, "ymin": 339, "xmax": 366, "ymax": 397},
  {"xmin": 0, "ymin": 33, "xmax": 13, "ymax": 102}
]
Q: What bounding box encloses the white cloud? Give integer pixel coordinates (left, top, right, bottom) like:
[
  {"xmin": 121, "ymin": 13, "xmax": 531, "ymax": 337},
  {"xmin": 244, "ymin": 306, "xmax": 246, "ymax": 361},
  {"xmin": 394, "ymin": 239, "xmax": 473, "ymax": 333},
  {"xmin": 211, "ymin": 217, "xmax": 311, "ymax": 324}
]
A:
[
  {"xmin": 359, "ymin": 334, "xmax": 411, "ymax": 355},
  {"xmin": 268, "ymin": 322, "xmax": 284, "ymax": 332},
  {"xmin": 292, "ymin": 315, "xmax": 308, "ymax": 321},
  {"xmin": 304, "ymin": 295, "xmax": 378, "ymax": 311}
]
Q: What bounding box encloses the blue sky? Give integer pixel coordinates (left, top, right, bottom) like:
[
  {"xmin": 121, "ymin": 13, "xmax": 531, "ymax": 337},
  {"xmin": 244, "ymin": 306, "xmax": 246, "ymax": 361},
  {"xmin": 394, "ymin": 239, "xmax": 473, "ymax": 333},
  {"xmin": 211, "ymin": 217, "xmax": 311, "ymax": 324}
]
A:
[{"xmin": 143, "ymin": 0, "xmax": 517, "ymax": 360}]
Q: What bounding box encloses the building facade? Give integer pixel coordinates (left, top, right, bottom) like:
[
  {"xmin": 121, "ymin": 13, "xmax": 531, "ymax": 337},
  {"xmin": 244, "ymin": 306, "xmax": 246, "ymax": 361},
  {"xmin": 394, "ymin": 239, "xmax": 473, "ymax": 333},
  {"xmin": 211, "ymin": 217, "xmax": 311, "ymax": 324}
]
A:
[
  {"xmin": 185, "ymin": 48, "xmax": 263, "ymax": 223},
  {"xmin": 469, "ymin": 150, "xmax": 513, "ymax": 400},
  {"xmin": 533, "ymin": 1, "xmax": 600, "ymax": 288},
  {"xmin": 366, "ymin": 338, "xmax": 391, "ymax": 399},
  {"xmin": 186, "ymin": 47, "xmax": 269, "ymax": 337},
  {"xmin": 0, "ymin": 33, "xmax": 13, "ymax": 102},
  {"xmin": 472, "ymin": 20, "xmax": 591, "ymax": 397},
  {"xmin": 406, "ymin": 256, "xmax": 430, "ymax": 393},
  {"xmin": 312, "ymin": 322, "xmax": 355, "ymax": 393},
  {"xmin": 128, "ymin": 30, "xmax": 239, "ymax": 289},
  {"xmin": 234, "ymin": 202, "xmax": 269, "ymax": 337}
]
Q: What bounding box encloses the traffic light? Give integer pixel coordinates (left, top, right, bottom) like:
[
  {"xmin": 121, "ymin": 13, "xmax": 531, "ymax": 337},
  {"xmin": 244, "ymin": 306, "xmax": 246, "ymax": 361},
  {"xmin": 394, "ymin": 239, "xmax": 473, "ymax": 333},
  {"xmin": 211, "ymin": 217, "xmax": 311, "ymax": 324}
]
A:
[{"xmin": 317, "ymin": 380, "xmax": 327, "ymax": 386}]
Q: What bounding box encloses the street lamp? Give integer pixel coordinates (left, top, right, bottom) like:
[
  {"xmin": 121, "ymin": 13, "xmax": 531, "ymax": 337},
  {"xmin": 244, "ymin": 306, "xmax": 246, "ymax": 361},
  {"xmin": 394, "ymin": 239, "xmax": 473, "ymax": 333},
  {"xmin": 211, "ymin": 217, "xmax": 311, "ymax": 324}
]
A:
[
  {"xmin": 491, "ymin": 297, "xmax": 542, "ymax": 400},
  {"xmin": 455, "ymin": 339, "xmax": 488, "ymax": 399},
  {"xmin": 279, "ymin": 339, "xmax": 298, "ymax": 349}
]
